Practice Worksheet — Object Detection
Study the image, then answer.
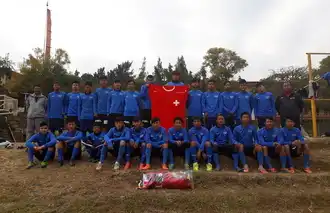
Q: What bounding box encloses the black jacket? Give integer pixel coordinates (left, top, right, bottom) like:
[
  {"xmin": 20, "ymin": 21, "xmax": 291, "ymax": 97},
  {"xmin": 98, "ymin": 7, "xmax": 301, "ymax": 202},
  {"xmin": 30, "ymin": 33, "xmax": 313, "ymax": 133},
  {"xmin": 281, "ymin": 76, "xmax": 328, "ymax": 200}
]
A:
[{"xmin": 275, "ymin": 93, "xmax": 304, "ymax": 118}]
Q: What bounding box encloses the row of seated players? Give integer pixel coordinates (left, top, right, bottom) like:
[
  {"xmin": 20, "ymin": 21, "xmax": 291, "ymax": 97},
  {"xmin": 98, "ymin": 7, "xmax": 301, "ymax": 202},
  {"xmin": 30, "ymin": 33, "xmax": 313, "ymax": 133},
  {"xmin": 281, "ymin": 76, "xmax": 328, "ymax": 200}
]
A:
[{"xmin": 25, "ymin": 112, "xmax": 311, "ymax": 174}]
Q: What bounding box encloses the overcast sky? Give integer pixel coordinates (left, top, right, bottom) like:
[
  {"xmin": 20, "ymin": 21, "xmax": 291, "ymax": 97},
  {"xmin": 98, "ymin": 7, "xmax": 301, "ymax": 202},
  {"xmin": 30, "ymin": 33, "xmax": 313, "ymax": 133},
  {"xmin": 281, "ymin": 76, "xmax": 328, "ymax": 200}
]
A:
[{"xmin": 1, "ymin": 0, "xmax": 329, "ymax": 80}]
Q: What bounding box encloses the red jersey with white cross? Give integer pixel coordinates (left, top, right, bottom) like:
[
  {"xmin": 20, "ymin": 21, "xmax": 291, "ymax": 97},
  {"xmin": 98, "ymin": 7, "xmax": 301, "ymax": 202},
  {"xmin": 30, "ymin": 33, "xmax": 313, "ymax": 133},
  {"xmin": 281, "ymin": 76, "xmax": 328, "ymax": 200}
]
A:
[{"xmin": 149, "ymin": 84, "xmax": 189, "ymax": 130}]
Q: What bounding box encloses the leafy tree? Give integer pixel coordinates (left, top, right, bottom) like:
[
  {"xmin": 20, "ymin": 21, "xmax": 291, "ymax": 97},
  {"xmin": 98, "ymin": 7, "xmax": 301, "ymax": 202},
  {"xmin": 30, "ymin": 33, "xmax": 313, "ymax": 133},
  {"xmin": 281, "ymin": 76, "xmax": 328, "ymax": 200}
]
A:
[
  {"xmin": 81, "ymin": 73, "xmax": 94, "ymax": 82},
  {"xmin": 107, "ymin": 61, "xmax": 135, "ymax": 85},
  {"xmin": 0, "ymin": 53, "xmax": 14, "ymax": 86},
  {"xmin": 263, "ymin": 66, "xmax": 308, "ymax": 81},
  {"xmin": 153, "ymin": 57, "xmax": 165, "ymax": 84},
  {"xmin": 74, "ymin": 69, "xmax": 80, "ymax": 77},
  {"xmin": 203, "ymin": 47, "xmax": 248, "ymax": 80},
  {"xmin": 137, "ymin": 57, "xmax": 147, "ymax": 81},
  {"xmin": 94, "ymin": 67, "xmax": 106, "ymax": 79},
  {"xmin": 175, "ymin": 56, "xmax": 190, "ymax": 83},
  {"xmin": 163, "ymin": 63, "xmax": 173, "ymax": 82}
]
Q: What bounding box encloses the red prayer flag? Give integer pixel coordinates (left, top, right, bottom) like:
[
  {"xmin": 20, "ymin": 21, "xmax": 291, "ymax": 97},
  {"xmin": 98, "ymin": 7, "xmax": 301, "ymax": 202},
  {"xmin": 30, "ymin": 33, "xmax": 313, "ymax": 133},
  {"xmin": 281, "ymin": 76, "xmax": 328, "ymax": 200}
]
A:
[{"xmin": 149, "ymin": 85, "xmax": 189, "ymax": 129}]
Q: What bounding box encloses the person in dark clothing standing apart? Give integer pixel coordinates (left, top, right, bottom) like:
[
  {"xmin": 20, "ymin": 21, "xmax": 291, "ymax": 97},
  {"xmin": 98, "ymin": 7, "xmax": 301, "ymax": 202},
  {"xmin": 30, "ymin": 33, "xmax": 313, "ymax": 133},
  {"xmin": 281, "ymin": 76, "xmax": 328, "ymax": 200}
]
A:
[{"xmin": 275, "ymin": 82, "xmax": 304, "ymax": 129}]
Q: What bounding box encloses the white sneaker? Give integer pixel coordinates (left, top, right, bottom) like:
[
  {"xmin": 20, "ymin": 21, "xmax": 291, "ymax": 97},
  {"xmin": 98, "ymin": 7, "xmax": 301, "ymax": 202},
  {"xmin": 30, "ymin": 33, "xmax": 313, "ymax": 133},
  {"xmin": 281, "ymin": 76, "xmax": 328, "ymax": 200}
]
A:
[{"xmin": 96, "ymin": 162, "xmax": 103, "ymax": 171}]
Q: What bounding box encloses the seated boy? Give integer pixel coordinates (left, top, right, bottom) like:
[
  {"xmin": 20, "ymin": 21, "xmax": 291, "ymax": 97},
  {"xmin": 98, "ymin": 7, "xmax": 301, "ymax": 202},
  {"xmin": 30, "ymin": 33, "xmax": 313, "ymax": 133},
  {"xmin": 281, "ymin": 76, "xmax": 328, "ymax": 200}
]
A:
[
  {"xmin": 25, "ymin": 121, "xmax": 56, "ymax": 169},
  {"xmin": 129, "ymin": 117, "xmax": 147, "ymax": 170},
  {"xmin": 210, "ymin": 114, "xmax": 236, "ymax": 171},
  {"xmin": 56, "ymin": 119, "xmax": 83, "ymax": 166},
  {"xmin": 257, "ymin": 117, "xmax": 281, "ymax": 173},
  {"xmin": 168, "ymin": 117, "xmax": 189, "ymax": 170},
  {"xmin": 279, "ymin": 117, "xmax": 311, "ymax": 173},
  {"xmin": 233, "ymin": 112, "xmax": 262, "ymax": 173},
  {"xmin": 188, "ymin": 117, "xmax": 209, "ymax": 171},
  {"xmin": 82, "ymin": 121, "xmax": 105, "ymax": 163},
  {"xmin": 142, "ymin": 117, "xmax": 169, "ymax": 170},
  {"xmin": 96, "ymin": 117, "xmax": 130, "ymax": 171}
]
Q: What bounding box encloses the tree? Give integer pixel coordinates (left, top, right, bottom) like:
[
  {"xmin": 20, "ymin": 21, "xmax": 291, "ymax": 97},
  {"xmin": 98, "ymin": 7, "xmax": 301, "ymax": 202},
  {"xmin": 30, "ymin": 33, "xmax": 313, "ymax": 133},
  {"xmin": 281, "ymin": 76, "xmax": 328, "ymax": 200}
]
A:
[
  {"xmin": 107, "ymin": 61, "xmax": 135, "ymax": 84},
  {"xmin": 153, "ymin": 57, "xmax": 165, "ymax": 84},
  {"xmin": 163, "ymin": 63, "xmax": 173, "ymax": 82},
  {"xmin": 263, "ymin": 66, "xmax": 308, "ymax": 81},
  {"xmin": 137, "ymin": 57, "xmax": 147, "ymax": 81},
  {"xmin": 203, "ymin": 47, "xmax": 248, "ymax": 80},
  {"xmin": 0, "ymin": 53, "xmax": 14, "ymax": 86},
  {"xmin": 94, "ymin": 67, "xmax": 106, "ymax": 79},
  {"xmin": 175, "ymin": 56, "xmax": 190, "ymax": 82},
  {"xmin": 81, "ymin": 73, "xmax": 94, "ymax": 82},
  {"xmin": 74, "ymin": 69, "xmax": 80, "ymax": 77}
]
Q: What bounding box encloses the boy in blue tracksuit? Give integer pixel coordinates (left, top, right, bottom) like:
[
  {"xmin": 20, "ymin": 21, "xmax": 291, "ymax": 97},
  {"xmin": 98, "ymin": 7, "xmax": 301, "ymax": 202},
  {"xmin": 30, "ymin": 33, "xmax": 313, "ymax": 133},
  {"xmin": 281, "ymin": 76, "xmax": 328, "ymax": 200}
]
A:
[
  {"xmin": 124, "ymin": 80, "xmax": 140, "ymax": 127},
  {"xmin": 233, "ymin": 112, "xmax": 262, "ymax": 172},
  {"xmin": 187, "ymin": 78, "xmax": 203, "ymax": 129},
  {"xmin": 96, "ymin": 117, "xmax": 130, "ymax": 171},
  {"xmin": 65, "ymin": 81, "xmax": 81, "ymax": 127},
  {"xmin": 129, "ymin": 117, "xmax": 147, "ymax": 170},
  {"xmin": 139, "ymin": 75, "xmax": 154, "ymax": 128},
  {"xmin": 236, "ymin": 79, "xmax": 254, "ymax": 125},
  {"xmin": 254, "ymin": 82, "xmax": 276, "ymax": 128},
  {"xmin": 220, "ymin": 81, "xmax": 238, "ymax": 129},
  {"xmin": 56, "ymin": 119, "xmax": 83, "ymax": 166},
  {"xmin": 107, "ymin": 79, "xmax": 125, "ymax": 128},
  {"xmin": 25, "ymin": 121, "xmax": 57, "ymax": 169},
  {"xmin": 168, "ymin": 117, "xmax": 189, "ymax": 170},
  {"xmin": 82, "ymin": 121, "xmax": 105, "ymax": 163},
  {"xmin": 210, "ymin": 114, "xmax": 236, "ymax": 171},
  {"xmin": 257, "ymin": 117, "xmax": 281, "ymax": 173},
  {"xmin": 202, "ymin": 79, "xmax": 221, "ymax": 129},
  {"xmin": 78, "ymin": 82, "xmax": 96, "ymax": 136},
  {"xmin": 188, "ymin": 117, "xmax": 209, "ymax": 171},
  {"xmin": 142, "ymin": 117, "xmax": 169, "ymax": 170},
  {"xmin": 47, "ymin": 82, "xmax": 66, "ymax": 135},
  {"xmin": 94, "ymin": 76, "xmax": 111, "ymax": 131},
  {"xmin": 279, "ymin": 117, "xmax": 311, "ymax": 174},
  {"xmin": 166, "ymin": 71, "xmax": 185, "ymax": 86}
]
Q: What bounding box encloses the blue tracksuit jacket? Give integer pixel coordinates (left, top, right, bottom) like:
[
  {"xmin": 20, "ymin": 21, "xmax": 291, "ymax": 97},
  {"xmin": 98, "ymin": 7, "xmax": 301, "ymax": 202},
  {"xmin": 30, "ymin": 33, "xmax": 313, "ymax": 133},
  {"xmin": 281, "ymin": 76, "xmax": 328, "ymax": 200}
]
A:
[
  {"xmin": 187, "ymin": 89, "xmax": 203, "ymax": 117},
  {"xmin": 166, "ymin": 82, "xmax": 185, "ymax": 86},
  {"xmin": 210, "ymin": 125, "xmax": 236, "ymax": 146},
  {"xmin": 254, "ymin": 92, "xmax": 276, "ymax": 117},
  {"xmin": 78, "ymin": 93, "xmax": 96, "ymax": 120},
  {"xmin": 279, "ymin": 127, "xmax": 304, "ymax": 145},
  {"xmin": 104, "ymin": 127, "xmax": 130, "ymax": 146},
  {"xmin": 236, "ymin": 91, "xmax": 254, "ymax": 119},
  {"xmin": 233, "ymin": 124, "xmax": 258, "ymax": 147},
  {"xmin": 107, "ymin": 90, "xmax": 125, "ymax": 114},
  {"xmin": 65, "ymin": 92, "xmax": 81, "ymax": 116},
  {"xmin": 85, "ymin": 132, "xmax": 105, "ymax": 147},
  {"xmin": 124, "ymin": 91, "xmax": 140, "ymax": 116},
  {"xmin": 257, "ymin": 127, "xmax": 280, "ymax": 147},
  {"xmin": 57, "ymin": 130, "xmax": 83, "ymax": 146},
  {"xmin": 145, "ymin": 127, "xmax": 167, "ymax": 147},
  {"xmin": 188, "ymin": 126, "xmax": 209, "ymax": 150},
  {"xmin": 220, "ymin": 91, "xmax": 238, "ymax": 117},
  {"xmin": 25, "ymin": 132, "xmax": 57, "ymax": 149},
  {"xmin": 94, "ymin": 88, "xmax": 112, "ymax": 115},
  {"xmin": 168, "ymin": 127, "xmax": 189, "ymax": 144},
  {"xmin": 202, "ymin": 91, "xmax": 221, "ymax": 118},
  {"xmin": 47, "ymin": 91, "xmax": 66, "ymax": 119},
  {"xmin": 130, "ymin": 127, "xmax": 147, "ymax": 144},
  {"xmin": 140, "ymin": 83, "xmax": 151, "ymax": 110}
]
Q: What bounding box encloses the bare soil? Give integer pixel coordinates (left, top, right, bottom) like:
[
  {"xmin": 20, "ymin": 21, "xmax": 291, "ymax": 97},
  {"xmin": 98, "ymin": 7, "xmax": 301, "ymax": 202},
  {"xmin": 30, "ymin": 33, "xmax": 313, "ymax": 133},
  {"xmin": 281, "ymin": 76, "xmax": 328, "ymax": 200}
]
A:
[{"xmin": 1, "ymin": 140, "xmax": 330, "ymax": 213}]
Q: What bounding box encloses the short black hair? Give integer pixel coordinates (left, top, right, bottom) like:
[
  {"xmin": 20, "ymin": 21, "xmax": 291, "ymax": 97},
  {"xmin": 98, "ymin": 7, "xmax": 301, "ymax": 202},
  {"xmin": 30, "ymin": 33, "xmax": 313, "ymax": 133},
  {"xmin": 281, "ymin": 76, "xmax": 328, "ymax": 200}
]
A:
[
  {"xmin": 39, "ymin": 121, "xmax": 48, "ymax": 127},
  {"xmin": 192, "ymin": 117, "xmax": 202, "ymax": 122},
  {"xmin": 285, "ymin": 117, "xmax": 295, "ymax": 122},
  {"xmin": 114, "ymin": 79, "xmax": 121, "ymax": 83},
  {"xmin": 132, "ymin": 116, "xmax": 141, "ymax": 122},
  {"xmin": 173, "ymin": 117, "xmax": 183, "ymax": 123},
  {"xmin": 256, "ymin": 82, "xmax": 263, "ymax": 88},
  {"xmin": 33, "ymin": 84, "xmax": 41, "ymax": 88},
  {"xmin": 240, "ymin": 112, "xmax": 250, "ymax": 118},
  {"xmin": 93, "ymin": 121, "xmax": 102, "ymax": 127},
  {"xmin": 147, "ymin": 75, "xmax": 154, "ymax": 79},
  {"xmin": 115, "ymin": 116, "xmax": 124, "ymax": 122},
  {"xmin": 53, "ymin": 81, "xmax": 60, "ymax": 85},
  {"xmin": 224, "ymin": 80, "xmax": 231, "ymax": 86},
  {"xmin": 265, "ymin": 117, "xmax": 274, "ymax": 121},
  {"xmin": 207, "ymin": 79, "xmax": 216, "ymax": 83},
  {"xmin": 216, "ymin": 113, "xmax": 224, "ymax": 119},
  {"xmin": 85, "ymin": 81, "xmax": 92, "ymax": 87},
  {"xmin": 239, "ymin": 79, "xmax": 247, "ymax": 84},
  {"xmin": 72, "ymin": 81, "xmax": 80, "ymax": 85},
  {"xmin": 172, "ymin": 71, "xmax": 180, "ymax": 76},
  {"xmin": 191, "ymin": 78, "xmax": 200, "ymax": 83},
  {"xmin": 99, "ymin": 76, "xmax": 107, "ymax": 80},
  {"xmin": 66, "ymin": 118, "xmax": 76, "ymax": 124},
  {"xmin": 151, "ymin": 117, "xmax": 160, "ymax": 124},
  {"xmin": 127, "ymin": 79, "xmax": 135, "ymax": 84}
]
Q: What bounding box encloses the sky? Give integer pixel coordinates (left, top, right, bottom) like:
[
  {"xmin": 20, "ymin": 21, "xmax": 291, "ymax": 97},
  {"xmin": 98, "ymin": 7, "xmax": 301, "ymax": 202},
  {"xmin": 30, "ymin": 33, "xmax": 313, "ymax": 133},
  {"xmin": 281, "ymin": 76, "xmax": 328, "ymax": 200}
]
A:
[{"xmin": 1, "ymin": 0, "xmax": 330, "ymax": 80}]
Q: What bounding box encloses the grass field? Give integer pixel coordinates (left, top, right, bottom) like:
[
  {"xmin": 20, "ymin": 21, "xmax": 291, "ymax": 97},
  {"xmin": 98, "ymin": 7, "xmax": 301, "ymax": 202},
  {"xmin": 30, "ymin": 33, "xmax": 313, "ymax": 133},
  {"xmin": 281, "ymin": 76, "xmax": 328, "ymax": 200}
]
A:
[{"xmin": 1, "ymin": 139, "xmax": 330, "ymax": 213}]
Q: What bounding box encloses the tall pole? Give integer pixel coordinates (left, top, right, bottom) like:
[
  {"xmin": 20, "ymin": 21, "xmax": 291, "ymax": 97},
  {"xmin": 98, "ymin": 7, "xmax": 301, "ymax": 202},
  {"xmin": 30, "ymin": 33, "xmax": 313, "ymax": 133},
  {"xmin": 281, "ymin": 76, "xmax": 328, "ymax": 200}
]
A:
[
  {"xmin": 44, "ymin": 2, "xmax": 52, "ymax": 61},
  {"xmin": 307, "ymin": 53, "xmax": 317, "ymax": 137}
]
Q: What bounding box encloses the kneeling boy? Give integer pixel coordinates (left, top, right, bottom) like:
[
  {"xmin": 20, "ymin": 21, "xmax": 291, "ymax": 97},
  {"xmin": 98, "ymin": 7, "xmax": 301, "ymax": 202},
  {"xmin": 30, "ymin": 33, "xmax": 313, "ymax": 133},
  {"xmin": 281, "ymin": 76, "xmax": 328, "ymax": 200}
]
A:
[
  {"xmin": 56, "ymin": 119, "xmax": 83, "ymax": 166},
  {"xmin": 233, "ymin": 112, "xmax": 261, "ymax": 173},
  {"xmin": 142, "ymin": 117, "xmax": 169, "ymax": 170},
  {"xmin": 279, "ymin": 117, "xmax": 311, "ymax": 173},
  {"xmin": 210, "ymin": 114, "xmax": 236, "ymax": 171},
  {"xmin": 82, "ymin": 121, "xmax": 105, "ymax": 163},
  {"xmin": 130, "ymin": 117, "xmax": 147, "ymax": 170},
  {"xmin": 25, "ymin": 121, "xmax": 56, "ymax": 169},
  {"xmin": 257, "ymin": 117, "xmax": 281, "ymax": 173},
  {"xmin": 96, "ymin": 117, "xmax": 130, "ymax": 170},
  {"xmin": 168, "ymin": 117, "xmax": 189, "ymax": 170}
]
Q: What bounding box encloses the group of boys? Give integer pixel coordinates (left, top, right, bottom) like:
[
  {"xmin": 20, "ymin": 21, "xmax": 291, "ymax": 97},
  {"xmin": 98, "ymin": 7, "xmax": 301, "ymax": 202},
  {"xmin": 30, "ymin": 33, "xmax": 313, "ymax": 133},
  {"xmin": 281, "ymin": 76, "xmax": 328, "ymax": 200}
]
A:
[{"xmin": 25, "ymin": 72, "xmax": 311, "ymax": 173}]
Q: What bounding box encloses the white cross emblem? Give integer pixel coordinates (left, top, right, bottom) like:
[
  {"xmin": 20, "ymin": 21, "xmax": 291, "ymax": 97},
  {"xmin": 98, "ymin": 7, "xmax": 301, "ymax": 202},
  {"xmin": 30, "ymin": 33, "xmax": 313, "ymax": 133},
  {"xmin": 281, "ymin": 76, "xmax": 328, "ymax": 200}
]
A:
[{"xmin": 173, "ymin": 100, "xmax": 180, "ymax": 106}]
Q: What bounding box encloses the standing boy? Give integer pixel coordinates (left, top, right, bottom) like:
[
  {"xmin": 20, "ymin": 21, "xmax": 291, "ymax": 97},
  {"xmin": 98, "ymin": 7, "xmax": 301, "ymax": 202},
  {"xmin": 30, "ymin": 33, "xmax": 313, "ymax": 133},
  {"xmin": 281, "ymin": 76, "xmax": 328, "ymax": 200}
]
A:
[
  {"xmin": 107, "ymin": 80, "xmax": 125, "ymax": 128},
  {"xmin": 124, "ymin": 80, "xmax": 140, "ymax": 127},
  {"xmin": 94, "ymin": 76, "xmax": 111, "ymax": 130},
  {"xmin": 187, "ymin": 78, "xmax": 203, "ymax": 129},
  {"xmin": 140, "ymin": 75, "xmax": 154, "ymax": 127},
  {"xmin": 236, "ymin": 79, "xmax": 254, "ymax": 125},
  {"xmin": 220, "ymin": 81, "xmax": 238, "ymax": 129},
  {"xmin": 65, "ymin": 81, "xmax": 81, "ymax": 127},
  {"xmin": 78, "ymin": 82, "xmax": 96, "ymax": 136},
  {"xmin": 202, "ymin": 79, "xmax": 221, "ymax": 129}
]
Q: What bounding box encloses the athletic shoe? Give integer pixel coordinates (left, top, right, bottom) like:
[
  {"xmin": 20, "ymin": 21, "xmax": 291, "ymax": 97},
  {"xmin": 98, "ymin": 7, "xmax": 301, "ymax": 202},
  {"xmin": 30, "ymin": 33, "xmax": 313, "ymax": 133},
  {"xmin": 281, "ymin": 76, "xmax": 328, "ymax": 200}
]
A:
[
  {"xmin": 92, "ymin": 159, "xmax": 99, "ymax": 163},
  {"xmin": 169, "ymin": 164, "xmax": 174, "ymax": 170},
  {"xmin": 141, "ymin": 164, "xmax": 151, "ymax": 170},
  {"xmin": 206, "ymin": 163, "xmax": 212, "ymax": 172},
  {"xmin": 69, "ymin": 160, "xmax": 75, "ymax": 167},
  {"xmin": 124, "ymin": 162, "xmax": 131, "ymax": 170},
  {"xmin": 193, "ymin": 162, "xmax": 199, "ymax": 171},
  {"xmin": 214, "ymin": 166, "xmax": 221, "ymax": 171},
  {"xmin": 161, "ymin": 164, "xmax": 169, "ymax": 170},
  {"xmin": 59, "ymin": 160, "xmax": 64, "ymax": 167},
  {"xmin": 304, "ymin": 167, "xmax": 312, "ymax": 174},
  {"xmin": 280, "ymin": 168, "xmax": 290, "ymax": 173},
  {"xmin": 40, "ymin": 161, "xmax": 48, "ymax": 168},
  {"xmin": 96, "ymin": 162, "xmax": 103, "ymax": 171},
  {"xmin": 114, "ymin": 161, "xmax": 120, "ymax": 170},
  {"xmin": 258, "ymin": 168, "xmax": 268, "ymax": 174},
  {"xmin": 184, "ymin": 164, "xmax": 190, "ymax": 170},
  {"xmin": 139, "ymin": 163, "xmax": 145, "ymax": 170},
  {"xmin": 26, "ymin": 161, "xmax": 35, "ymax": 169},
  {"xmin": 288, "ymin": 167, "xmax": 295, "ymax": 174},
  {"xmin": 268, "ymin": 168, "xmax": 277, "ymax": 173}
]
